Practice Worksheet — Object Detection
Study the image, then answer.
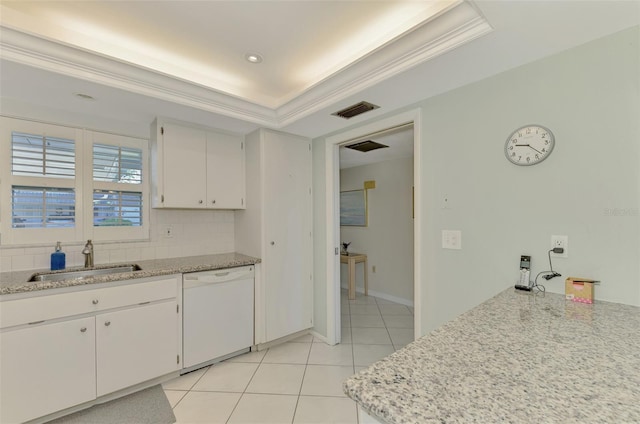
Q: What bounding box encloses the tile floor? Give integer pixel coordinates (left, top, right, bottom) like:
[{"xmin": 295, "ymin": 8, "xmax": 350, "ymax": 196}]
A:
[{"xmin": 163, "ymin": 290, "xmax": 414, "ymax": 423}]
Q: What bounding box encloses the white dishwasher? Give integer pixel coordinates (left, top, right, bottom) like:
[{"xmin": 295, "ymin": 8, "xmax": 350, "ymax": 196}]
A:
[{"xmin": 182, "ymin": 265, "xmax": 254, "ymax": 371}]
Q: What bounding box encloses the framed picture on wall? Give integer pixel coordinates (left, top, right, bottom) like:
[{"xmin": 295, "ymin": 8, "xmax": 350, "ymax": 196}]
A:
[{"xmin": 340, "ymin": 189, "xmax": 368, "ymax": 226}]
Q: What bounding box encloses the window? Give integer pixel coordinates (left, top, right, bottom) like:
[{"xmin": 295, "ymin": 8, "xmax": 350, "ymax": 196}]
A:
[
  {"xmin": 87, "ymin": 131, "xmax": 148, "ymax": 242},
  {"xmin": 92, "ymin": 143, "xmax": 144, "ymax": 229},
  {"xmin": 0, "ymin": 117, "xmax": 148, "ymax": 245},
  {"xmin": 12, "ymin": 132, "xmax": 75, "ymax": 178},
  {"xmin": 11, "ymin": 132, "xmax": 77, "ymax": 231},
  {"xmin": 93, "ymin": 143, "xmax": 142, "ymax": 184},
  {"xmin": 12, "ymin": 186, "xmax": 76, "ymax": 228},
  {"xmin": 93, "ymin": 191, "xmax": 142, "ymax": 227}
]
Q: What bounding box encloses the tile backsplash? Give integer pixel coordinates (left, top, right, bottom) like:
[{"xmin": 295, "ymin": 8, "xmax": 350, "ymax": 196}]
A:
[{"xmin": 0, "ymin": 209, "xmax": 236, "ymax": 273}]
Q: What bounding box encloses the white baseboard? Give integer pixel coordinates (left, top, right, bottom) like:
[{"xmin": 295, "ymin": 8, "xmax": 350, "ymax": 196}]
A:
[{"xmin": 341, "ymin": 284, "xmax": 413, "ymax": 307}]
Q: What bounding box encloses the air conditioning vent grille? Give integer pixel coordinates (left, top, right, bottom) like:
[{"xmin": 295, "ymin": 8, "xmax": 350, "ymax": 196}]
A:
[
  {"xmin": 344, "ymin": 140, "xmax": 388, "ymax": 152},
  {"xmin": 332, "ymin": 101, "xmax": 380, "ymax": 119}
]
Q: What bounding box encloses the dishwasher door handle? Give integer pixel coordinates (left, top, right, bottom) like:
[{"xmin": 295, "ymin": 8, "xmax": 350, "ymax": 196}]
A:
[{"xmin": 184, "ymin": 268, "xmax": 254, "ymax": 288}]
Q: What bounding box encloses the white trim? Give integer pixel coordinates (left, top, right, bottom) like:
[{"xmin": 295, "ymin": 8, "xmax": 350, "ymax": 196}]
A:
[
  {"xmin": 0, "ymin": 3, "xmax": 490, "ymax": 128},
  {"xmin": 325, "ymin": 108, "xmax": 422, "ymax": 345}
]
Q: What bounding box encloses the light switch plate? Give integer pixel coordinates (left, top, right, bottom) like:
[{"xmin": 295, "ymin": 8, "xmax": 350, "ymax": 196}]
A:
[{"xmin": 442, "ymin": 230, "xmax": 462, "ymax": 249}]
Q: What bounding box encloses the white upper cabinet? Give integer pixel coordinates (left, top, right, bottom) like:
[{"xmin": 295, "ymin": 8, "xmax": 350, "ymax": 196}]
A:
[
  {"xmin": 206, "ymin": 131, "xmax": 245, "ymax": 209},
  {"xmin": 151, "ymin": 118, "xmax": 245, "ymax": 209}
]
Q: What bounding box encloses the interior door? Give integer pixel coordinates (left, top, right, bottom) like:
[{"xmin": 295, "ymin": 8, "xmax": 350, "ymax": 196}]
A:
[{"xmin": 263, "ymin": 131, "xmax": 312, "ymax": 342}]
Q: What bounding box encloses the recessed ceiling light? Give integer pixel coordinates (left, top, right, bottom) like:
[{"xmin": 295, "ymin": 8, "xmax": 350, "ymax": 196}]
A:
[
  {"xmin": 74, "ymin": 93, "xmax": 95, "ymax": 101},
  {"xmin": 245, "ymin": 53, "xmax": 263, "ymax": 64}
]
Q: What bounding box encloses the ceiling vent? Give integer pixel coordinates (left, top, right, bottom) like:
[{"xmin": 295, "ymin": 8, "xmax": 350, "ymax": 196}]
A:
[
  {"xmin": 344, "ymin": 140, "xmax": 388, "ymax": 152},
  {"xmin": 332, "ymin": 101, "xmax": 380, "ymax": 119}
]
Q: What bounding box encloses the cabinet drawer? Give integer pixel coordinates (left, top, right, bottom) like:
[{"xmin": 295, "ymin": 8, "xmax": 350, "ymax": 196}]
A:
[
  {"xmin": 0, "ymin": 277, "xmax": 178, "ymax": 329},
  {"xmin": 93, "ymin": 277, "xmax": 177, "ymax": 311}
]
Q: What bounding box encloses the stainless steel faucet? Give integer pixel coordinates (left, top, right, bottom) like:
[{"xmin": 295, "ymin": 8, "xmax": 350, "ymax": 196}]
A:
[{"xmin": 82, "ymin": 239, "xmax": 94, "ymax": 268}]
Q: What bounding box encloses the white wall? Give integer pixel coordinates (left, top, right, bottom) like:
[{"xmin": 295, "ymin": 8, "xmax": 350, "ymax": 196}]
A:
[
  {"xmin": 0, "ymin": 208, "xmax": 235, "ymax": 272},
  {"xmin": 340, "ymin": 157, "xmax": 414, "ymax": 304},
  {"xmin": 313, "ymin": 26, "xmax": 640, "ymax": 338}
]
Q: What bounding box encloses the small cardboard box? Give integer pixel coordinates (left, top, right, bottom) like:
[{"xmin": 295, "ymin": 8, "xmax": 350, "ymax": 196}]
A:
[{"xmin": 565, "ymin": 277, "xmax": 598, "ymax": 303}]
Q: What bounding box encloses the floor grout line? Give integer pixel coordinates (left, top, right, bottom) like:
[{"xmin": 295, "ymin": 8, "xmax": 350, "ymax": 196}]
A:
[{"xmin": 170, "ymin": 291, "xmax": 413, "ymax": 424}]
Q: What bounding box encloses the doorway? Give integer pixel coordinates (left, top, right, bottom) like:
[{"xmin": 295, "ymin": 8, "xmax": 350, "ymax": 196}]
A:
[{"xmin": 324, "ymin": 108, "xmax": 422, "ymax": 345}]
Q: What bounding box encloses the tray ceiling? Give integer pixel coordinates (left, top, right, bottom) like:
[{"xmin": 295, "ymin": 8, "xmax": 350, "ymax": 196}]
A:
[{"xmin": 0, "ymin": 0, "xmax": 491, "ymax": 126}]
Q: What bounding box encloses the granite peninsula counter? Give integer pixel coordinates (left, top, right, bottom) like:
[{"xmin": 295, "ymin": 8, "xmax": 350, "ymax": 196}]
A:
[
  {"xmin": 0, "ymin": 252, "xmax": 260, "ymax": 296},
  {"xmin": 344, "ymin": 288, "xmax": 640, "ymax": 424}
]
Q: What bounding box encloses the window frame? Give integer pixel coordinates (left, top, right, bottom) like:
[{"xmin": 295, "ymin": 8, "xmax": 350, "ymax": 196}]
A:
[
  {"xmin": 0, "ymin": 117, "xmax": 149, "ymax": 246},
  {"xmin": 84, "ymin": 130, "xmax": 149, "ymax": 242}
]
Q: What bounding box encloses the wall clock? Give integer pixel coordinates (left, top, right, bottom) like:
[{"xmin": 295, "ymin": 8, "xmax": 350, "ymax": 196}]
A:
[{"xmin": 504, "ymin": 124, "xmax": 555, "ymax": 166}]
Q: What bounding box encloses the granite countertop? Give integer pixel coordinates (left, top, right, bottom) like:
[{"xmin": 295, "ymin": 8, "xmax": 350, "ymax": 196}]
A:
[
  {"xmin": 344, "ymin": 288, "xmax": 640, "ymax": 424},
  {"xmin": 0, "ymin": 252, "xmax": 261, "ymax": 296}
]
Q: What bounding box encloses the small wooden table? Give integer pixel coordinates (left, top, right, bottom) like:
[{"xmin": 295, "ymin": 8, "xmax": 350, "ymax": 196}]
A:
[{"xmin": 340, "ymin": 253, "xmax": 368, "ymax": 300}]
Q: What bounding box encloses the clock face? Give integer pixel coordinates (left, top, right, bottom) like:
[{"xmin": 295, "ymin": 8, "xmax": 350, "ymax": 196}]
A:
[{"xmin": 504, "ymin": 125, "xmax": 555, "ymax": 166}]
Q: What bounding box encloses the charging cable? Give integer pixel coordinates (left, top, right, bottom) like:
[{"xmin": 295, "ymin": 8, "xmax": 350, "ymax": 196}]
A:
[{"xmin": 531, "ymin": 248, "xmax": 564, "ymax": 292}]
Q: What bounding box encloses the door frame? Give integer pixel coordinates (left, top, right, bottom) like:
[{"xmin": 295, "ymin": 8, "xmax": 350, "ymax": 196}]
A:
[{"xmin": 324, "ymin": 108, "xmax": 422, "ymax": 345}]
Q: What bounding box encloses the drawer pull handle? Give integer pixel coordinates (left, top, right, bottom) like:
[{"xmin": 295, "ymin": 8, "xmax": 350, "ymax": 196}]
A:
[
  {"xmin": 138, "ymin": 301, "xmax": 151, "ymax": 305},
  {"xmin": 28, "ymin": 320, "xmax": 45, "ymax": 325},
  {"xmin": 80, "ymin": 327, "xmax": 87, "ymax": 333},
  {"xmin": 215, "ymin": 272, "xmax": 230, "ymax": 277},
  {"xmin": 92, "ymin": 299, "xmax": 99, "ymax": 305},
  {"xmin": 104, "ymin": 321, "xmax": 111, "ymax": 326}
]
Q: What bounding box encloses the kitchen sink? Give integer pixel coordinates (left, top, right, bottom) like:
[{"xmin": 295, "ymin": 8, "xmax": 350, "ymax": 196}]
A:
[{"xmin": 29, "ymin": 264, "xmax": 141, "ymax": 282}]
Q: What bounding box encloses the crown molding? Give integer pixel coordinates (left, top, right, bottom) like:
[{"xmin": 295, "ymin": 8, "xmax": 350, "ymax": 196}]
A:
[
  {"xmin": 0, "ymin": 1, "xmax": 490, "ymax": 128},
  {"xmin": 276, "ymin": 2, "xmax": 492, "ymax": 126},
  {"xmin": 0, "ymin": 26, "xmax": 278, "ymax": 126}
]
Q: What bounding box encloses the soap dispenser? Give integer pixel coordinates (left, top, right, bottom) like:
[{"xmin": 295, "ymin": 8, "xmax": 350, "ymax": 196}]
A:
[{"xmin": 51, "ymin": 241, "xmax": 66, "ymax": 271}]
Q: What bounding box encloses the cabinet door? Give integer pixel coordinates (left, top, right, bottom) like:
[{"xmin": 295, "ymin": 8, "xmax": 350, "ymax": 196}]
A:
[
  {"xmin": 206, "ymin": 131, "xmax": 245, "ymax": 209},
  {"xmin": 263, "ymin": 132, "xmax": 313, "ymax": 342},
  {"xmin": 96, "ymin": 301, "xmax": 178, "ymax": 396},
  {"xmin": 0, "ymin": 317, "xmax": 96, "ymax": 423},
  {"xmin": 161, "ymin": 123, "xmax": 207, "ymax": 208}
]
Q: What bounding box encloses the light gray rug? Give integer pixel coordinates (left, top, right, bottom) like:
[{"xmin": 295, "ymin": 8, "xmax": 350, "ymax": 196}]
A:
[{"xmin": 47, "ymin": 385, "xmax": 176, "ymax": 424}]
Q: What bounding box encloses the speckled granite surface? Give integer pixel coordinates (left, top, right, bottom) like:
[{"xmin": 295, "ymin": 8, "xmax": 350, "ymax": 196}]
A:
[
  {"xmin": 0, "ymin": 253, "xmax": 260, "ymax": 296},
  {"xmin": 344, "ymin": 288, "xmax": 640, "ymax": 424}
]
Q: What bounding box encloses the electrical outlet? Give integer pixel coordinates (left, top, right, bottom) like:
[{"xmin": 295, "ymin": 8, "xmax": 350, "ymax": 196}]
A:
[
  {"xmin": 372, "ymin": 265, "xmax": 376, "ymax": 273},
  {"xmin": 551, "ymin": 235, "xmax": 568, "ymax": 258},
  {"xmin": 164, "ymin": 226, "xmax": 174, "ymax": 238}
]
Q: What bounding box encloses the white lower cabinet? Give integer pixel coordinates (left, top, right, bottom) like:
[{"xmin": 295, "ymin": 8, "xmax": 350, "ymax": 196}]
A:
[
  {"xmin": 0, "ymin": 276, "xmax": 180, "ymax": 423},
  {"xmin": 96, "ymin": 301, "xmax": 178, "ymax": 396},
  {"xmin": 0, "ymin": 317, "xmax": 97, "ymax": 424}
]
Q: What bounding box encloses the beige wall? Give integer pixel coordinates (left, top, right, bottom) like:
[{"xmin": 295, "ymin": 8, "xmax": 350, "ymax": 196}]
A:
[{"xmin": 339, "ymin": 157, "xmax": 414, "ymax": 305}]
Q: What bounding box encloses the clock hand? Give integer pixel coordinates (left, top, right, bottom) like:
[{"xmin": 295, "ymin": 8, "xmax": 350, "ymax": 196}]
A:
[{"xmin": 516, "ymin": 144, "xmax": 543, "ymax": 154}]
